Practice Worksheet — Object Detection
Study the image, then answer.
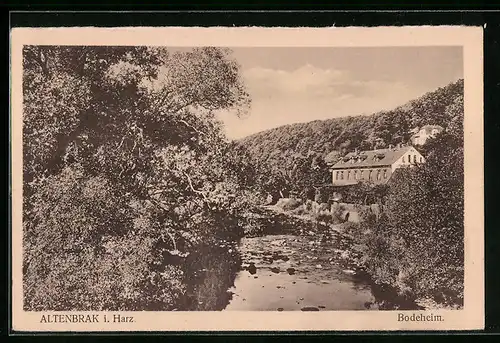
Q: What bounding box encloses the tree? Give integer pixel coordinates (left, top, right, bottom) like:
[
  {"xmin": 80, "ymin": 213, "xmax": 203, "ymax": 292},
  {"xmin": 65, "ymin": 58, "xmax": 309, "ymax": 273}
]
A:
[
  {"xmin": 359, "ymin": 129, "xmax": 464, "ymax": 305},
  {"xmin": 23, "ymin": 46, "xmax": 252, "ymax": 311}
]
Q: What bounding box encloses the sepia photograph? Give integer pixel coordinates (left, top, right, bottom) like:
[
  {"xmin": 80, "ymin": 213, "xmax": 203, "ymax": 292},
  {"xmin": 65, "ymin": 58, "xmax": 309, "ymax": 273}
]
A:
[{"xmin": 10, "ymin": 26, "xmax": 483, "ymax": 331}]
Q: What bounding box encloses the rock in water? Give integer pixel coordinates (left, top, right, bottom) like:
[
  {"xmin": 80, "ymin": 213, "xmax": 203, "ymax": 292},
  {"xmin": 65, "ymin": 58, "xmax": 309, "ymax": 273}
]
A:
[
  {"xmin": 247, "ymin": 263, "xmax": 257, "ymax": 275},
  {"xmin": 315, "ymin": 264, "xmax": 323, "ymax": 269},
  {"xmin": 286, "ymin": 267, "xmax": 296, "ymax": 275},
  {"xmin": 270, "ymin": 267, "xmax": 280, "ymax": 274},
  {"xmin": 301, "ymin": 306, "xmax": 320, "ymax": 311},
  {"xmin": 343, "ymin": 269, "xmax": 355, "ymax": 275},
  {"xmin": 277, "ymin": 308, "xmax": 284, "ymax": 312}
]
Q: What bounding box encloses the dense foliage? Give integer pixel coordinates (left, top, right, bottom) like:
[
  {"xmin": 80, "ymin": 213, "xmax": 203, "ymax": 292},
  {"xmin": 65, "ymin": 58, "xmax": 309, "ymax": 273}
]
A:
[
  {"xmin": 353, "ymin": 98, "xmax": 464, "ymax": 307},
  {"xmin": 239, "ymin": 79, "xmax": 464, "ymax": 199},
  {"xmin": 22, "ymin": 46, "xmax": 255, "ymax": 310}
]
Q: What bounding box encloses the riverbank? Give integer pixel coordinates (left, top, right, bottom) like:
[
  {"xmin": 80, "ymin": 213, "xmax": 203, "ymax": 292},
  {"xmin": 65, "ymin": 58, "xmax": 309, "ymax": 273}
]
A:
[
  {"xmin": 176, "ymin": 203, "xmax": 459, "ymax": 311},
  {"xmin": 261, "ymin": 204, "xmax": 460, "ymax": 311}
]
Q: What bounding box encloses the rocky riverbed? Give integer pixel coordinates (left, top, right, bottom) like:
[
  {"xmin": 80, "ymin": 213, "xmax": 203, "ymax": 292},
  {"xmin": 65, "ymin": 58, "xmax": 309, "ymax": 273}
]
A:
[{"xmin": 224, "ymin": 233, "xmax": 377, "ymax": 311}]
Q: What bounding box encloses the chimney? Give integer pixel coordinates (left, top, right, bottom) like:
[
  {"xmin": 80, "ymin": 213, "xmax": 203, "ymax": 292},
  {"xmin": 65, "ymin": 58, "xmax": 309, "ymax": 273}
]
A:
[
  {"xmin": 388, "ymin": 144, "xmax": 394, "ymax": 150},
  {"xmin": 396, "ymin": 143, "xmax": 401, "ymax": 149},
  {"xmin": 354, "ymin": 147, "xmax": 359, "ymax": 155}
]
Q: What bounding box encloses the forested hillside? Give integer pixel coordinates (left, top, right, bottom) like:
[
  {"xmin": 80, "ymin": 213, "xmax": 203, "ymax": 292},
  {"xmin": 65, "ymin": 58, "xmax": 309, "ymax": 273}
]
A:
[{"xmin": 238, "ymin": 79, "xmax": 464, "ymax": 199}]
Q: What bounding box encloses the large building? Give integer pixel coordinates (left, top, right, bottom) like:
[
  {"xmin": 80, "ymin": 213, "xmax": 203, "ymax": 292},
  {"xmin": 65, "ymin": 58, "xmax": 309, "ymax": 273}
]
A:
[
  {"xmin": 410, "ymin": 125, "xmax": 444, "ymax": 146},
  {"xmin": 329, "ymin": 145, "xmax": 425, "ymax": 186}
]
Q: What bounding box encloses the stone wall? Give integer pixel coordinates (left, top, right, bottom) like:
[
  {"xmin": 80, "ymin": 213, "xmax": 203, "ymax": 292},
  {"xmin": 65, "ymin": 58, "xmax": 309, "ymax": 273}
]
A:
[{"xmin": 330, "ymin": 202, "xmax": 383, "ymax": 223}]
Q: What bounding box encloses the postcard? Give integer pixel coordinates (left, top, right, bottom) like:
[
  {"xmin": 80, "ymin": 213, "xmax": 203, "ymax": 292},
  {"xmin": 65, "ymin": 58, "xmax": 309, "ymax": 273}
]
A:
[{"xmin": 10, "ymin": 25, "xmax": 484, "ymax": 332}]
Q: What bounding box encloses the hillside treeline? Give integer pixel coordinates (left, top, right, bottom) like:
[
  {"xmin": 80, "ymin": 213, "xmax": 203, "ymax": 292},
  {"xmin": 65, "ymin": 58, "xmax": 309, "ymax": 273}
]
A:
[{"xmin": 239, "ymin": 79, "xmax": 464, "ymax": 200}]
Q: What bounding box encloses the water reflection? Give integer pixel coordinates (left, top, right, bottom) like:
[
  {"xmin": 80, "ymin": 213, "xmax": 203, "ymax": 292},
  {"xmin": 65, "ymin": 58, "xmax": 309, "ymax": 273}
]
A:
[{"xmin": 179, "ymin": 243, "xmax": 240, "ymax": 311}]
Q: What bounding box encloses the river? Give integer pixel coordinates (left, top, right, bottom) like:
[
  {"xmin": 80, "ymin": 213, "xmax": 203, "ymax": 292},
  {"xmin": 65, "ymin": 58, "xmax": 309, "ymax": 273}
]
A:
[
  {"xmin": 224, "ymin": 234, "xmax": 376, "ymax": 311},
  {"xmin": 181, "ymin": 210, "xmax": 422, "ymax": 311}
]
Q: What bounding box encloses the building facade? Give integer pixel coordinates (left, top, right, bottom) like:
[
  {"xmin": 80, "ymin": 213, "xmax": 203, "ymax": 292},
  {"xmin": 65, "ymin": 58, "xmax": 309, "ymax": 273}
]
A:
[
  {"xmin": 329, "ymin": 145, "xmax": 425, "ymax": 186},
  {"xmin": 410, "ymin": 125, "xmax": 444, "ymax": 146}
]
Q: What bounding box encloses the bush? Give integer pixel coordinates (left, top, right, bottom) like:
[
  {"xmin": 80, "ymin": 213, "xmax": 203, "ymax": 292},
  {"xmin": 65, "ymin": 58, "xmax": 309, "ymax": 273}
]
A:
[
  {"xmin": 289, "ymin": 205, "xmax": 307, "ymax": 215},
  {"xmin": 341, "ymin": 221, "xmax": 361, "ymax": 236},
  {"xmin": 331, "ymin": 204, "xmax": 347, "ymax": 223},
  {"xmin": 314, "ymin": 188, "xmax": 330, "ymax": 204},
  {"xmin": 358, "ymin": 206, "xmax": 374, "ymax": 222},
  {"xmin": 318, "ymin": 202, "xmax": 330, "ymax": 212},
  {"xmin": 304, "ymin": 199, "xmax": 314, "ymax": 212},
  {"xmin": 313, "ymin": 210, "xmax": 333, "ymax": 224}
]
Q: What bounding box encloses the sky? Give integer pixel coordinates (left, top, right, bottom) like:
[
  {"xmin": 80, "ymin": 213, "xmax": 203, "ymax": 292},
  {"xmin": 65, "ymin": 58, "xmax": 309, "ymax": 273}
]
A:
[{"xmin": 214, "ymin": 46, "xmax": 463, "ymax": 140}]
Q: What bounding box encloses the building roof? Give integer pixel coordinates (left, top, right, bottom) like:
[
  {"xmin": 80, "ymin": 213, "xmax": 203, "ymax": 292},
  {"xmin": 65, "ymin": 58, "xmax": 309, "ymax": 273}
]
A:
[{"xmin": 330, "ymin": 145, "xmax": 414, "ymax": 169}]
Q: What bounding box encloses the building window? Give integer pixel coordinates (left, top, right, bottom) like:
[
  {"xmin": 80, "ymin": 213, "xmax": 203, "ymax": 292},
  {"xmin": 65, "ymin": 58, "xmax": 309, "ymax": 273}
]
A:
[
  {"xmin": 384, "ymin": 169, "xmax": 388, "ymax": 178},
  {"xmin": 355, "ymin": 170, "xmax": 359, "ymax": 180},
  {"xmin": 360, "ymin": 170, "xmax": 364, "ymax": 179},
  {"xmin": 420, "ymin": 156, "xmax": 423, "ymax": 163},
  {"xmin": 336, "ymin": 171, "xmax": 339, "ymax": 180},
  {"xmin": 408, "ymin": 154, "xmax": 411, "ymax": 163},
  {"xmin": 347, "ymin": 171, "xmax": 351, "ymax": 180},
  {"xmin": 340, "ymin": 171, "xmax": 344, "ymax": 180},
  {"xmin": 377, "ymin": 169, "xmax": 381, "ymax": 180},
  {"xmin": 369, "ymin": 170, "xmax": 372, "ymax": 180},
  {"xmin": 413, "ymin": 155, "xmax": 417, "ymax": 163},
  {"xmin": 402, "ymin": 156, "xmax": 405, "ymax": 163}
]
